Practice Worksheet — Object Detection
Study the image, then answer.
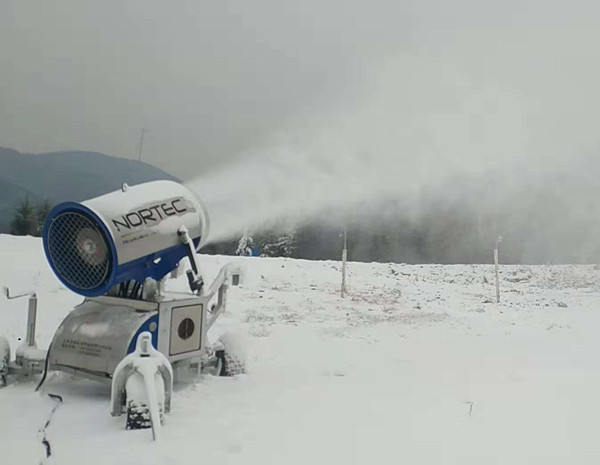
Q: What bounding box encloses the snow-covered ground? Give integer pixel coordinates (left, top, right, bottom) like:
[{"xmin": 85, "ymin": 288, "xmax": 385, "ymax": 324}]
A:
[{"xmin": 1, "ymin": 234, "xmax": 600, "ymax": 464}]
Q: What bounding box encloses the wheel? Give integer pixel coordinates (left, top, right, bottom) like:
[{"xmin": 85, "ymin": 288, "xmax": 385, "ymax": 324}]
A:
[
  {"xmin": 216, "ymin": 350, "xmax": 246, "ymax": 376},
  {"xmin": 215, "ymin": 331, "xmax": 247, "ymax": 377},
  {"xmin": 0, "ymin": 337, "xmax": 10, "ymax": 388},
  {"xmin": 124, "ymin": 372, "xmax": 165, "ymax": 430},
  {"xmin": 125, "ymin": 373, "xmax": 151, "ymax": 430},
  {"xmin": 126, "ymin": 400, "xmax": 153, "ymax": 430}
]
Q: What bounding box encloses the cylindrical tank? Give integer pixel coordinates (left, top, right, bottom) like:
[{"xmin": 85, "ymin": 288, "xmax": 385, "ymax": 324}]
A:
[{"xmin": 43, "ymin": 180, "xmax": 209, "ymax": 296}]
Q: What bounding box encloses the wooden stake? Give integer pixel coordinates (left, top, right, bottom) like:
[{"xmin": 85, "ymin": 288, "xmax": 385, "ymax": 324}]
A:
[
  {"xmin": 494, "ymin": 236, "xmax": 502, "ymax": 303},
  {"xmin": 341, "ymin": 228, "xmax": 348, "ymax": 298}
]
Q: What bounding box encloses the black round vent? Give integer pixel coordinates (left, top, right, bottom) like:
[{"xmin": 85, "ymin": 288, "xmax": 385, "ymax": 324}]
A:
[
  {"xmin": 47, "ymin": 211, "xmax": 112, "ymax": 290},
  {"xmin": 178, "ymin": 318, "xmax": 195, "ymax": 340}
]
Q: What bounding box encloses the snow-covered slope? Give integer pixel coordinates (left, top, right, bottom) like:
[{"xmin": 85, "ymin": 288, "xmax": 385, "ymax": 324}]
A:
[{"xmin": 1, "ymin": 234, "xmax": 600, "ymax": 464}]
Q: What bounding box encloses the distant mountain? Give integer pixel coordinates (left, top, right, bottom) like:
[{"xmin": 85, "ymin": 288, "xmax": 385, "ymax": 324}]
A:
[{"xmin": 0, "ymin": 147, "xmax": 180, "ymax": 232}]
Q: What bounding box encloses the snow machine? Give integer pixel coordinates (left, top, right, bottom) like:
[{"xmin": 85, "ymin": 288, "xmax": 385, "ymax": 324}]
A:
[{"xmin": 0, "ymin": 181, "xmax": 245, "ymax": 439}]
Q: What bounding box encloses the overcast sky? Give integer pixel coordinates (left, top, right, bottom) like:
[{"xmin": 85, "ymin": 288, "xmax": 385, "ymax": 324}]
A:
[
  {"xmin": 0, "ymin": 0, "xmax": 409, "ymax": 177},
  {"xmin": 2, "ymin": 1, "xmax": 600, "ymax": 182}
]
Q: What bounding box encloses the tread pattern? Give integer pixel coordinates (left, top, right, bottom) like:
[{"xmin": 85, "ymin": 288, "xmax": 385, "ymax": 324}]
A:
[{"xmin": 217, "ymin": 350, "xmax": 246, "ymax": 376}]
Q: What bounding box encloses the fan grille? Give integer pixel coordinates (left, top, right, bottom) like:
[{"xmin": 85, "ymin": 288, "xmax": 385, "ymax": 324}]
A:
[{"xmin": 47, "ymin": 211, "xmax": 112, "ymax": 290}]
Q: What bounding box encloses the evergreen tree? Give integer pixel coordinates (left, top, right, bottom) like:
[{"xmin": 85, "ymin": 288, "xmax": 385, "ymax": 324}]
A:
[
  {"xmin": 236, "ymin": 232, "xmax": 255, "ymax": 256},
  {"xmin": 36, "ymin": 200, "xmax": 53, "ymax": 235},
  {"xmin": 10, "ymin": 198, "xmax": 38, "ymax": 236},
  {"xmin": 258, "ymin": 229, "xmax": 297, "ymax": 257}
]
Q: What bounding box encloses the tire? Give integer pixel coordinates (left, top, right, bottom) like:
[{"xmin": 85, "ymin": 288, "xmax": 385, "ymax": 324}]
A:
[
  {"xmin": 126, "ymin": 400, "xmax": 153, "ymax": 430},
  {"xmin": 215, "ymin": 331, "xmax": 247, "ymax": 377},
  {"xmin": 0, "ymin": 337, "xmax": 10, "ymax": 388},
  {"xmin": 216, "ymin": 350, "xmax": 246, "ymax": 377},
  {"xmin": 125, "ymin": 372, "xmax": 164, "ymax": 430}
]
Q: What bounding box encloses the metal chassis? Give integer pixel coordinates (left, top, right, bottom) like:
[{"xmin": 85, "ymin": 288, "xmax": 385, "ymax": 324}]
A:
[{"xmin": 1, "ymin": 262, "xmax": 243, "ymax": 386}]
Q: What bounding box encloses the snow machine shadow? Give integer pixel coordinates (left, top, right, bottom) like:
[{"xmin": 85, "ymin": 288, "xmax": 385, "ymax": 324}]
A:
[{"xmin": 0, "ymin": 181, "xmax": 246, "ymax": 441}]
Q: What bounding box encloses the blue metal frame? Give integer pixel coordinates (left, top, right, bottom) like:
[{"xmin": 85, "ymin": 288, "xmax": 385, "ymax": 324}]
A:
[{"xmin": 127, "ymin": 313, "xmax": 159, "ymax": 355}]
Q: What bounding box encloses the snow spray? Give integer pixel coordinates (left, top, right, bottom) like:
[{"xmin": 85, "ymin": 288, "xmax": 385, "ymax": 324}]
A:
[
  {"xmin": 187, "ymin": 46, "xmax": 600, "ymax": 263},
  {"xmin": 186, "ymin": 56, "xmax": 528, "ymax": 244}
]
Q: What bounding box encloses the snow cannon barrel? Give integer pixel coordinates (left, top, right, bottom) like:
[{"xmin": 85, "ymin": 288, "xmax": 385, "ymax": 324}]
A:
[{"xmin": 43, "ymin": 180, "xmax": 209, "ymax": 297}]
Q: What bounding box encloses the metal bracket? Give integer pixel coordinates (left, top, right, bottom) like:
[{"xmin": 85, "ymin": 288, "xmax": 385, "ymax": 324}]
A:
[
  {"xmin": 3, "ymin": 289, "xmax": 38, "ymax": 348},
  {"xmin": 2, "ymin": 287, "xmax": 35, "ymax": 300}
]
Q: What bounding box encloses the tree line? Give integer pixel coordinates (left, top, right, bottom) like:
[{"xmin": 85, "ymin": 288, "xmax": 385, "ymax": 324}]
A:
[{"xmin": 10, "ymin": 198, "xmax": 53, "ymax": 237}]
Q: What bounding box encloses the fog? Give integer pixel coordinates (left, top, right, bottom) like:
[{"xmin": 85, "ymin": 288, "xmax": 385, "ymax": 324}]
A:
[
  {"xmin": 188, "ymin": 3, "xmax": 600, "ymax": 263},
  {"xmin": 188, "ymin": 55, "xmax": 525, "ymax": 239},
  {"xmin": 3, "ymin": 1, "xmax": 600, "ymax": 262}
]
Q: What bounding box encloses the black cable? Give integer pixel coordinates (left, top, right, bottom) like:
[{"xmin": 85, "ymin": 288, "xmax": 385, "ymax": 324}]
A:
[
  {"xmin": 131, "ymin": 282, "xmax": 140, "ymax": 299},
  {"xmin": 124, "ymin": 280, "xmax": 132, "ymax": 297},
  {"xmin": 39, "ymin": 393, "xmax": 63, "ymax": 458},
  {"xmin": 35, "ymin": 342, "xmax": 52, "ymax": 392},
  {"xmin": 137, "ymin": 283, "xmax": 144, "ymax": 300}
]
